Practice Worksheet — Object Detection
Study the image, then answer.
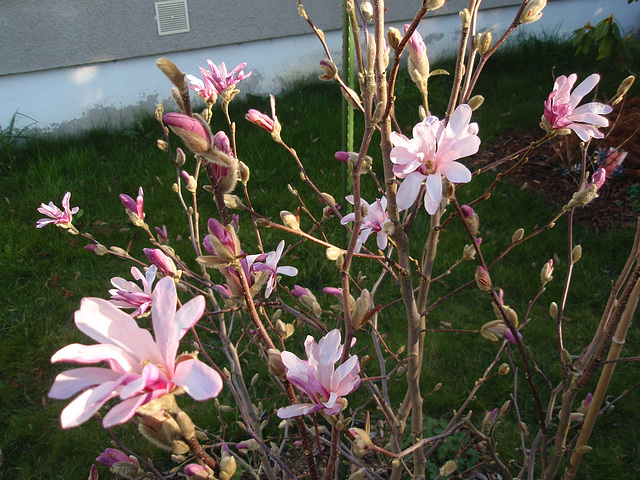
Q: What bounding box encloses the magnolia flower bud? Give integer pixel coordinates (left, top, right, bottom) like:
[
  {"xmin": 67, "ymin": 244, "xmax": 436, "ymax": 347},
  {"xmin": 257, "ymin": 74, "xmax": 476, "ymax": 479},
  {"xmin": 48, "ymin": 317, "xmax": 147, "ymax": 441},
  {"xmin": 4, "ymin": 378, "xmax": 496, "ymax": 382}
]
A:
[
  {"xmin": 386, "ymin": 27, "xmax": 402, "ymax": 49},
  {"xmin": 280, "ymin": 210, "xmax": 300, "ymax": 230},
  {"xmin": 352, "ymin": 289, "xmax": 373, "ymax": 330},
  {"xmin": 157, "ymin": 139, "xmax": 170, "ymax": 152},
  {"xmin": 427, "ymin": 0, "xmax": 446, "ymax": 10},
  {"xmin": 499, "ymin": 399, "xmax": 512, "ymax": 418},
  {"xmin": 341, "ymin": 85, "xmax": 363, "ymax": 110},
  {"xmin": 156, "ymin": 58, "xmax": 188, "ymax": 93},
  {"xmin": 275, "ymin": 319, "xmax": 295, "ymax": 339},
  {"xmin": 175, "ymin": 147, "xmax": 186, "ymax": 166},
  {"xmin": 512, "ymin": 228, "xmax": 524, "ymax": 243},
  {"xmin": 550, "ymin": 301, "xmax": 559, "ymax": 320},
  {"xmin": 163, "ymin": 112, "xmax": 211, "ymax": 155},
  {"xmin": 498, "ymin": 363, "xmax": 510, "ymax": 375},
  {"xmin": 463, "ymin": 244, "xmax": 476, "ymax": 260},
  {"xmin": 224, "ymin": 194, "xmax": 245, "ymax": 210},
  {"xmin": 519, "ymin": 0, "xmax": 547, "ymax": 24},
  {"xmin": 181, "ymin": 171, "xmax": 197, "ymax": 193},
  {"xmin": 561, "ymin": 348, "xmax": 573, "ymax": 366},
  {"xmin": 575, "ymin": 445, "xmax": 592, "ymax": 455},
  {"xmin": 319, "ymin": 59, "xmax": 338, "ymax": 81},
  {"xmin": 350, "ymin": 428, "xmax": 373, "ymax": 457},
  {"xmin": 478, "ymin": 30, "xmax": 493, "ymax": 56},
  {"xmin": 503, "ymin": 306, "xmax": 519, "ymax": 327},
  {"xmin": 468, "ymin": 95, "xmax": 485, "ymax": 111},
  {"xmin": 475, "ymin": 266, "xmax": 492, "ymax": 291},
  {"xmin": 541, "ymin": 259, "xmax": 554, "ymax": 285},
  {"xmin": 360, "ymin": 1, "xmax": 374, "ymax": 22},
  {"xmin": 439, "ymin": 460, "xmax": 457, "ymax": 477},
  {"xmin": 85, "ymin": 243, "xmax": 108, "ymax": 256},
  {"xmin": 572, "ymin": 245, "xmax": 583, "ymax": 263},
  {"xmin": 611, "ymin": 75, "xmax": 635, "ymax": 106},
  {"xmin": 460, "ymin": 9, "xmax": 471, "ymax": 29},
  {"xmin": 460, "ymin": 204, "xmax": 479, "ymax": 235},
  {"xmin": 238, "ymin": 161, "xmax": 250, "ymax": 184}
]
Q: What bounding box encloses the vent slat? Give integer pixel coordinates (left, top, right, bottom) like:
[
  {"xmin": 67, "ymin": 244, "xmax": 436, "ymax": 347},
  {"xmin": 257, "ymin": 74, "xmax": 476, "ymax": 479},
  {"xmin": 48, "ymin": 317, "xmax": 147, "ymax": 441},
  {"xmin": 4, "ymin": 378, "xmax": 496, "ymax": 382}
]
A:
[{"xmin": 155, "ymin": 0, "xmax": 190, "ymax": 36}]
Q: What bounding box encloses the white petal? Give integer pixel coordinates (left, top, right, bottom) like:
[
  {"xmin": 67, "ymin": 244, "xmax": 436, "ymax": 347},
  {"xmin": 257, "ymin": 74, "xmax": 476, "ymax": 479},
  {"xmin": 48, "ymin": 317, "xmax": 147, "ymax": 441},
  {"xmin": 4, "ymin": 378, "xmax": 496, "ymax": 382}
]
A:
[
  {"xmin": 49, "ymin": 367, "xmax": 122, "ymax": 399},
  {"xmin": 173, "ymin": 358, "xmax": 223, "ymax": 400},
  {"xmin": 74, "ymin": 298, "xmax": 161, "ymax": 365},
  {"xmin": 396, "ymin": 173, "xmax": 425, "ymax": 210},
  {"xmin": 277, "ymin": 403, "xmax": 318, "ymax": 418},
  {"xmin": 439, "ymin": 161, "xmax": 472, "ymax": 184}
]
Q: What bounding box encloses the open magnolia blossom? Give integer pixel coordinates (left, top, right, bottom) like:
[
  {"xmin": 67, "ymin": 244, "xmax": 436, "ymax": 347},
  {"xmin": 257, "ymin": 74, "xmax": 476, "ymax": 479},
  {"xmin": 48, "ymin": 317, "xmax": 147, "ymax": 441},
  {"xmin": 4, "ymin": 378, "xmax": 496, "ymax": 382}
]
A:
[
  {"xmin": 108, "ymin": 265, "xmax": 157, "ymax": 317},
  {"xmin": 542, "ymin": 73, "xmax": 613, "ymax": 141},
  {"xmin": 390, "ymin": 104, "xmax": 480, "ymax": 214},
  {"xmin": 36, "ymin": 191, "xmax": 79, "ymax": 228},
  {"xmin": 341, "ymin": 195, "xmax": 392, "ymax": 252},
  {"xmin": 248, "ymin": 240, "xmax": 298, "ymax": 298},
  {"xmin": 48, "ymin": 277, "xmax": 223, "ymax": 428},
  {"xmin": 277, "ymin": 329, "xmax": 360, "ymax": 418}
]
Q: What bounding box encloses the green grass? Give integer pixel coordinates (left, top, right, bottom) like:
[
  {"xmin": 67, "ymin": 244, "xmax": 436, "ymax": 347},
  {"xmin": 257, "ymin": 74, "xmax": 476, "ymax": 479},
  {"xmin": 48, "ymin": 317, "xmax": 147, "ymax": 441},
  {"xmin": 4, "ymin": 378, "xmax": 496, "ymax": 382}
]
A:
[{"xmin": 1, "ymin": 35, "xmax": 639, "ymax": 479}]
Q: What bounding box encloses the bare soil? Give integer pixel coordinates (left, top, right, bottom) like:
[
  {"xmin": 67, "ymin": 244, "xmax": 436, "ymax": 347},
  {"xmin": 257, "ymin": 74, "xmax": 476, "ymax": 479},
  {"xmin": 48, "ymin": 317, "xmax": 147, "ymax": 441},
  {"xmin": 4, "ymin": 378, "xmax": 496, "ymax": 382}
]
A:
[{"xmin": 472, "ymin": 97, "xmax": 640, "ymax": 231}]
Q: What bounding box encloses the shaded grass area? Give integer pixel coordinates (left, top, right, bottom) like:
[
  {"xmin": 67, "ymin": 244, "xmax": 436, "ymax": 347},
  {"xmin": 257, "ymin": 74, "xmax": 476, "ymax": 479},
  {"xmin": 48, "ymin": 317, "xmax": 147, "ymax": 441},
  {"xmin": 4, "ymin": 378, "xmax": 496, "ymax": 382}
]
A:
[{"xmin": 1, "ymin": 36, "xmax": 639, "ymax": 478}]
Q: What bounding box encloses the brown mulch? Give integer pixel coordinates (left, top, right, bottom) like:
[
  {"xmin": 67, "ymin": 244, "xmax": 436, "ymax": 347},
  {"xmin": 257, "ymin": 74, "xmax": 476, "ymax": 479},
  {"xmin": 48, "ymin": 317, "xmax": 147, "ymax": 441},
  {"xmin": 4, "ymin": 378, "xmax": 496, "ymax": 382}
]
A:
[{"xmin": 471, "ymin": 97, "xmax": 640, "ymax": 231}]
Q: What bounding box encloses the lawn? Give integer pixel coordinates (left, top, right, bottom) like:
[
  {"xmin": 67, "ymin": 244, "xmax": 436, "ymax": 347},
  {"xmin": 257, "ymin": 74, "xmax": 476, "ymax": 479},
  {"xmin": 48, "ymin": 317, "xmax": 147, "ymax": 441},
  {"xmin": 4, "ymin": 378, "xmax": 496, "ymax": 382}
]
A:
[{"xmin": 1, "ymin": 35, "xmax": 639, "ymax": 479}]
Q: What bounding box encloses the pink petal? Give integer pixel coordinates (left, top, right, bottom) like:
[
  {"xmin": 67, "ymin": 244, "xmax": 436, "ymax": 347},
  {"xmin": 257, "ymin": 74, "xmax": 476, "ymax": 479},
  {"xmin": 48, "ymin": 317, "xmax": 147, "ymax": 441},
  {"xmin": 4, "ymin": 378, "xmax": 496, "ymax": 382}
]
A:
[
  {"xmin": 277, "ymin": 403, "xmax": 320, "ymax": 418},
  {"xmin": 151, "ymin": 277, "xmax": 179, "ymax": 369},
  {"xmin": 49, "ymin": 367, "xmax": 122, "ymax": 399},
  {"xmin": 569, "ymin": 73, "xmax": 599, "ymax": 107},
  {"xmin": 173, "ymin": 358, "xmax": 223, "ymax": 400},
  {"xmin": 59, "ymin": 381, "xmax": 121, "ymax": 428},
  {"xmin": 277, "ymin": 266, "xmax": 298, "ymax": 277},
  {"xmin": 439, "ymin": 161, "xmax": 472, "ymax": 184},
  {"xmin": 51, "ymin": 343, "xmax": 139, "ymax": 373},
  {"xmin": 74, "ymin": 298, "xmax": 162, "ymax": 365},
  {"xmin": 102, "ymin": 393, "xmax": 159, "ymax": 428}
]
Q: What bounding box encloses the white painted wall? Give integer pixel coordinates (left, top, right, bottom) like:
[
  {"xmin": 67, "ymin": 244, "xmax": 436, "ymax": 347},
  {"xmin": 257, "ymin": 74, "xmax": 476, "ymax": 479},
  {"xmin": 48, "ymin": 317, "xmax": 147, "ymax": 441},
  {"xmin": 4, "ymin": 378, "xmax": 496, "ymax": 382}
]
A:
[{"xmin": 1, "ymin": 0, "xmax": 638, "ymax": 135}]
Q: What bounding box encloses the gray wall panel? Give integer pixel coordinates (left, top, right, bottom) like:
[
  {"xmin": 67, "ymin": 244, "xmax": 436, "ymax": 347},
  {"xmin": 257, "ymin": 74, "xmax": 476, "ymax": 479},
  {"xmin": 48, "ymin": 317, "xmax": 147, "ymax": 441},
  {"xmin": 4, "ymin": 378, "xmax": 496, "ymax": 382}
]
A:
[{"xmin": 1, "ymin": 0, "xmax": 521, "ymax": 76}]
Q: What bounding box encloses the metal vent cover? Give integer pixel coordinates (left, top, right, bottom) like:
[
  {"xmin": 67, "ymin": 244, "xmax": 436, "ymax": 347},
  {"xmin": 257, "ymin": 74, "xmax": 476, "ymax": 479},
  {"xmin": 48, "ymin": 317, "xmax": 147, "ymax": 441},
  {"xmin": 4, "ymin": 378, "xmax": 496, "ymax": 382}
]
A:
[{"xmin": 155, "ymin": 0, "xmax": 190, "ymax": 36}]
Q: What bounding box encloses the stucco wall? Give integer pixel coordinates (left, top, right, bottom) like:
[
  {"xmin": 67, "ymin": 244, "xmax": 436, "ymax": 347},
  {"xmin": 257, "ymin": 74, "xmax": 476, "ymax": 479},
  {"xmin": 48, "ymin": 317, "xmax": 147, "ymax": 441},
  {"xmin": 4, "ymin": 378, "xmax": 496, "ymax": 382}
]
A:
[
  {"xmin": 1, "ymin": 0, "xmax": 638, "ymax": 134},
  {"xmin": 0, "ymin": 0, "xmax": 519, "ymax": 76}
]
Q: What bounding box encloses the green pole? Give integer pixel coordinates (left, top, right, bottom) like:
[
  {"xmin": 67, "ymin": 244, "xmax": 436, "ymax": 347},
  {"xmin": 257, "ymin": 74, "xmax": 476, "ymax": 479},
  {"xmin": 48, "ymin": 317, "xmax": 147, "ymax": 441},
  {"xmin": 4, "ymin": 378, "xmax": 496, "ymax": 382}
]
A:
[{"xmin": 342, "ymin": 0, "xmax": 355, "ymax": 198}]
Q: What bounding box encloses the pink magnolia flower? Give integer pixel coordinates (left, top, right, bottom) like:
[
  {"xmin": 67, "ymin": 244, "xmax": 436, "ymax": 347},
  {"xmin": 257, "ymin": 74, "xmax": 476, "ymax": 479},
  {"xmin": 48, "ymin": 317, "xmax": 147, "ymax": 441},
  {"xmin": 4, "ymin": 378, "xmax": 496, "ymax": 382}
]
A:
[
  {"xmin": 48, "ymin": 277, "xmax": 223, "ymax": 429},
  {"xmin": 96, "ymin": 448, "xmax": 136, "ymax": 468},
  {"xmin": 341, "ymin": 196, "xmax": 392, "ymax": 252},
  {"xmin": 37, "ymin": 192, "xmax": 79, "ymax": 228},
  {"xmin": 163, "ymin": 112, "xmax": 212, "ymax": 155},
  {"xmin": 277, "ymin": 329, "xmax": 360, "ymax": 418},
  {"xmin": 203, "ymin": 60, "xmax": 252, "ymax": 94},
  {"xmin": 390, "ymin": 104, "xmax": 480, "ymax": 214},
  {"xmin": 144, "ymin": 248, "xmax": 177, "ymax": 277},
  {"xmin": 186, "ymin": 68, "xmax": 218, "ymax": 103},
  {"xmin": 587, "ymin": 167, "xmax": 606, "ymax": 191},
  {"xmin": 543, "ymin": 73, "xmax": 613, "ymax": 141},
  {"xmin": 246, "ymin": 94, "xmax": 278, "ymax": 133},
  {"xmin": 119, "ymin": 187, "xmax": 144, "ymax": 219},
  {"xmin": 109, "ymin": 265, "xmax": 157, "ymax": 317},
  {"xmin": 249, "ymin": 241, "xmax": 298, "ymax": 298},
  {"xmin": 155, "ymin": 225, "xmax": 169, "ymax": 244}
]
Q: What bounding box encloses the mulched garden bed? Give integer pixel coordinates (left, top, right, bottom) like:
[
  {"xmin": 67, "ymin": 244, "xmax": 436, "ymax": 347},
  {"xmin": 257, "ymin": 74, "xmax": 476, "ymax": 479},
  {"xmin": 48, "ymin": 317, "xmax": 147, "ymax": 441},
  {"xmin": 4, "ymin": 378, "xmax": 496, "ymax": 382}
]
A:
[{"xmin": 472, "ymin": 97, "xmax": 640, "ymax": 231}]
